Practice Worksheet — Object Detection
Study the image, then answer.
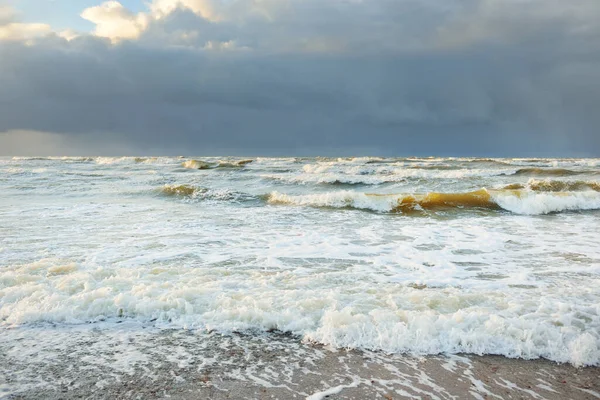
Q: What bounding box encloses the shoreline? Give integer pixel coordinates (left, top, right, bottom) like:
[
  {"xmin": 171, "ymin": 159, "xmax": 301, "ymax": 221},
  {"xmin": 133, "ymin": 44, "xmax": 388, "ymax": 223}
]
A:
[{"xmin": 1, "ymin": 324, "xmax": 598, "ymax": 399}]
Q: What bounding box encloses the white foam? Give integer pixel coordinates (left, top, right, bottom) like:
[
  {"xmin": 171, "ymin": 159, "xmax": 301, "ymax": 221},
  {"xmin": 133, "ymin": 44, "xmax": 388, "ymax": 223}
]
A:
[
  {"xmin": 95, "ymin": 157, "xmax": 131, "ymax": 165},
  {"xmin": 2, "ymin": 250, "xmax": 599, "ymax": 366},
  {"xmin": 306, "ymin": 380, "xmax": 360, "ymax": 400},
  {"xmin": 94, "ymin": 157, "xmax": 176, "ymax": 165},
  {"xmin": 492, "ymin": 191, "xmax": 600, "ymax": 215},
  {"xmin": 268, "ymin": 190, "xmax": 399, "ymax": 212}
]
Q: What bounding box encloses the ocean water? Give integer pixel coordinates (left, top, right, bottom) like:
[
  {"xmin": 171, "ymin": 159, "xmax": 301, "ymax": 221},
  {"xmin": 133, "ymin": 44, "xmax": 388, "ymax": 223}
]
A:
[{"xmin": 1, "ymin": 156, "xmax": 599, "ymax": 367}]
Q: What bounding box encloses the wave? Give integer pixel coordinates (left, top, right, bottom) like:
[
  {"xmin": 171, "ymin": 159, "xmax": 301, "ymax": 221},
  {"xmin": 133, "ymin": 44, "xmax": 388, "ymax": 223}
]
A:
[
  {"xmin": 134, "ymin": 157, "xmax": 166, "ymax": 164},
  {"xmin": 508, "ymin": 158, "xmax": 600, "ymax": 168},
  {"xmin": 503, "ymin": 179, "xmax": 600, "ymax": 192},
  {"xmin": 270, "ymin": 166, "xmax": 599, "ymax": 186},
  {"xmin": 160, "ymin": 184, "xmax": 256, "ymax": 203},
  {"xmin": 261, "ymin": 173, "xmax": 404, "ymax": 186},
  {"xmin": 182, "ymin": 160, "xmax": 214, "ymax": 169},
  {"xmin": 3, "ymin": 259, "xmax": 598, "ymax": 366},
  {"xmin": 263, "ymin": 167, "xmax": 501, "ymax": 186},
  {"xmin": 160, "ymin": 184, "xmax": 205, "ymax": 197},
  {"xmin": 11, "ymin": 157, "xmax": 51, "ymax": 161},
  {"xmin": 182, "ymin": 159, "xmax": 254, "ymax": 170},
  {"xmin": 10, "ymin": 156, "xmax": 96, "ymax": 163},
  {"xmin": 9, "ymin": 156, "xmax": 132, "ymax": 165},
  {"xmin": 95, "ymin": 157, "xmax": 136, "ymax": 165},
  {"xmin": 94, "ymin": 157, "xmax": 178, "ymax": 165},
  {"xmin": 218, "ymin": 159, "xmax": 254, "ymax": 168},
  {"xmin": 466, "ymin": 158, "xmax": 510, "ymax": 166},
  {"xmin": 510, "ymin": 168, "xmax": 590, "ymax": 177},
  {"xmin": 268, "ymin": 189, "xmax": 600, "ymax": 215}
]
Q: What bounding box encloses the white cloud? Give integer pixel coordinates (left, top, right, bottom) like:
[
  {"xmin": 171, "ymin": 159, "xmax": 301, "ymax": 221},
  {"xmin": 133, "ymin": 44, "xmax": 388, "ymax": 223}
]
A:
[
  {"xmin": 81, "ymin": 1, "xmax": 149, "ymax": 42},
  {"xmin": 58, "ymin": 29, "xmax": 79, "ymax": 41},
  {"xmin": 0, "ymin": 22, "xmax": 51, "ymax": 41},
  {"xmin": 0, "ymin": 6, "xmax": 51, "ymax": 41},
  {"xmin": 150, "ymin": 0, "xmax": 222, "ymax": 21}
]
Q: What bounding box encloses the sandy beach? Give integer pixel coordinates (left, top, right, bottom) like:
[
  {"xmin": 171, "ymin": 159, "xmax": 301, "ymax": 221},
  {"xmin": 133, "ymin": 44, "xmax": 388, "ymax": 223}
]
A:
[{"xmin": 2, "ymin": 324, "xmax": 598, "ymax": 399}]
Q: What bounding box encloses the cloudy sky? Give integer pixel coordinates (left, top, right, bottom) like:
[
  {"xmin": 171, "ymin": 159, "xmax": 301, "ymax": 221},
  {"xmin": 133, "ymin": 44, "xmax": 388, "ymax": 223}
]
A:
[{"xmin": 1, "ymin": 0, "xmax": 599, "ymax": 156}]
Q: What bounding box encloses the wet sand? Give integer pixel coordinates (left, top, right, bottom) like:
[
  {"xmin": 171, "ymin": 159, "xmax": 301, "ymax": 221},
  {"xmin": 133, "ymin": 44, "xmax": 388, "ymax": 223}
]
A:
[{"xmin": 1, "ymin": 324, "xmax": 598, "ymax": 399}]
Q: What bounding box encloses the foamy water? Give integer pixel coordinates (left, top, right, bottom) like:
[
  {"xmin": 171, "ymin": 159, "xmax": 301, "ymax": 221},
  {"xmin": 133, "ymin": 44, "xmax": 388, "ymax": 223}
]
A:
[{"xmin": 1, "ymin": 156, "xmax": 599, "ymax": 366}]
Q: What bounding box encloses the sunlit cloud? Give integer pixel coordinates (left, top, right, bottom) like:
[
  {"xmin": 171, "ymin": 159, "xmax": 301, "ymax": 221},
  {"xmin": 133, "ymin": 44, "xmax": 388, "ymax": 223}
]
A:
[
  {"xmin": 81, "ymin": 1, "xmax": 149, "ymax": 42},
  {"xmin": 0, "ymin": 6, "xmax": 51, "ymax": 41}
]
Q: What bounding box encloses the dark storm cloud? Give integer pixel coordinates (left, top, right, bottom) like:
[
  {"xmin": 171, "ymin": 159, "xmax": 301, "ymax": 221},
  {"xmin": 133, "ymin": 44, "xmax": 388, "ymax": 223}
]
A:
[{"xmin": 1, "ymin": 0, "xmax": 599, "ymax": 156}]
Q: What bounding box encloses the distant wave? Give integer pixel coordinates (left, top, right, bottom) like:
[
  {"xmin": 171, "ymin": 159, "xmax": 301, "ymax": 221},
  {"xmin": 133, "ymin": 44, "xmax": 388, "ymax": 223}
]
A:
[
  {"xmin": 134, "ymin": 157, "xmax": 165, "ymax": 164},
  {"xmin": 182, "ymin": 159, "xmax": 254, "ymax": 170},
  {"xmin": 503, "ymin": 179, "xmax": 600, "ymax": 192},
  {"xmin": 261, "ymin": 173, "xmax": 403, "ymax": 185},
  {"xmin": 11, "ymin": 156, "xmax": 96, "ymax": 163},
  {"xmin": 268, "ymin": 188, "xmax": 600, "ymax": 215},
  {"xmin": 8, "ymin": 156, "xmax": 176, "ymax": 165},
  {"xmin": 264, "ymin": 166, "xmax": 599, "ymax": 186},
  {"xmin": 509, "ymin": 168, "xmax": 591, "ymax": 177},
  {"xmin": 182, "ymin": 160, "xmax": 213, "ymax": 169},
  {"xmin": 94, "ymin": 157, "xmax": 179, "ymax": 165},
  {"xmin": 262, "ymin": 167, "xmax": 501, "ymax": 186},
  {"xmin": 11, "ymin": 157, "xmax": 52, "ymax": 161}
]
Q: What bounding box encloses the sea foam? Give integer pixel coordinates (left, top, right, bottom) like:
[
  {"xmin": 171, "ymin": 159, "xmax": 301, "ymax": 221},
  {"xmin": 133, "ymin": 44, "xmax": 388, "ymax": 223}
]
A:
[{"xmin": 2, "ymin": 156, "xmax": 600, "ymax": 367}]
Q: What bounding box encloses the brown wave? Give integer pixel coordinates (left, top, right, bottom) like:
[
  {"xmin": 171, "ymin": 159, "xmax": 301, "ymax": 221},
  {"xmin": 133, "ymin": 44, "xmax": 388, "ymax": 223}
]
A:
[
  {"xmin": 503, "ymin": 180, "xmax": 600, "ymax": 192},
  {"xmin": 389, "ymin": 189, "xmax": 498, "ymax": 212},
  {"xmin": 511, "ymin": 168, "xmax": 584, "ymax": 177},
  {"xmin": 502, "ymin": 183, "xmax": 525, "ymax": 190},
  {"xmin": 161, "ymin": 184, "xmax": 206, "ymax": 196}
]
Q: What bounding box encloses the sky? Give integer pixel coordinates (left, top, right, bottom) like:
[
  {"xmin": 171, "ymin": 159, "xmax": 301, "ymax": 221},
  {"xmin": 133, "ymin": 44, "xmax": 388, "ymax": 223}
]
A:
[{"xmin": 0, "ymin": 0, "xmax": 599, "ymax": 156}]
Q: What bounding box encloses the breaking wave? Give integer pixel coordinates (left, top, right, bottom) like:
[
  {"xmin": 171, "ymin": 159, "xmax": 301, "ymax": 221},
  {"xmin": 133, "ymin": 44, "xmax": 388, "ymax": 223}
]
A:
[
  {"xmin": 3, "ymin": 259, "xmax": 598, "ymax": 367},
  {"xmin": 160, "ymin": 184, "xmax": 256, "ymax": 203},
  {"xmin": 268, "ymin": 188, "xmax": 600, "ymax": 215},
  {"xmin": 182, "ymin": 160, "xmax": 213, "ymax": 169},
  {"xmin": 182, "ymin": 159, "xmax": 254, "ymax": 170},
  {"xmin": 160, "ymin": 184, "xmax": 205, "ymax": 197}
]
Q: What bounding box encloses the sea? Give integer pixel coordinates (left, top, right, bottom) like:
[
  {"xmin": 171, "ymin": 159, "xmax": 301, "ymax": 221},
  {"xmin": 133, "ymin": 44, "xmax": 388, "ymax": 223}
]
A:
[{"xmin": 1, "ymin": 156, "xmax": 599, "ymax": 374}]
